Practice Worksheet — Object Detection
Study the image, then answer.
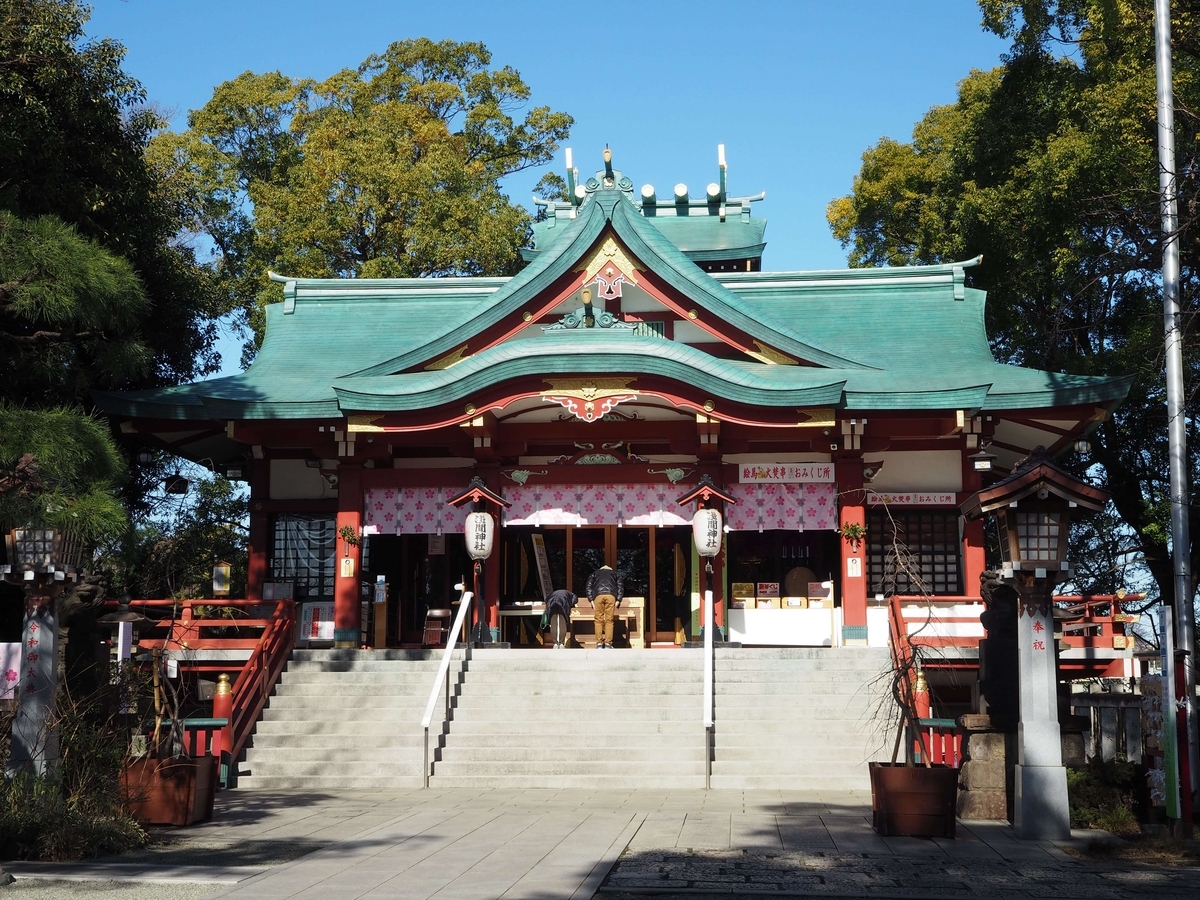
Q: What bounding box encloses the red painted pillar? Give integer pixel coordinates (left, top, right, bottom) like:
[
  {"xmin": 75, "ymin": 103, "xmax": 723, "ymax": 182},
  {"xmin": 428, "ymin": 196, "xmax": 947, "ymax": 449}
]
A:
[
  {"xmin": 333, "ymin": 465, "xmax": 362, "ymax": 648},
  {"xmin": 247, "ymin": 463, "xmax": 269, "ymax": 601},
  {"xmin": 961, "ymin": 454, "xmax": 986, "ymax": 599},
  {"xmin": 839, "ymin": 460, "xmax": 868, "ymax": 645}
]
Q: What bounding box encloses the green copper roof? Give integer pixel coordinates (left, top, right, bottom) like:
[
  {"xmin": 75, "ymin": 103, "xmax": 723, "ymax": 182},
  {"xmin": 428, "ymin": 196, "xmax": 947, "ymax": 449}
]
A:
[{"xmin": 94, "ymin": 173, "xmax": 1132, "ymax": 424}]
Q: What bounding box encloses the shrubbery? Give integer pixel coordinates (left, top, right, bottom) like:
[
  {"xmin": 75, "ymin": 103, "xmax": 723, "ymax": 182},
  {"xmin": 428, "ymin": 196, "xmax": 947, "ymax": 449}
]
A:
[
  {"xmin": 1067, "ymin": 760, "xmax": 1142, "ymax": 836},
  {"xmin": 0, "ymin": 677, "xmax": 148, "ymax": 860}
]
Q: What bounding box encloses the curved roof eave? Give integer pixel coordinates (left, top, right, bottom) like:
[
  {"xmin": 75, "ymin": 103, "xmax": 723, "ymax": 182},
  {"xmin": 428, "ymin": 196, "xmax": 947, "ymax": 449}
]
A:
[{"xmin": 330, "ymin": 337, "xmax": 849, "ymax": 412}]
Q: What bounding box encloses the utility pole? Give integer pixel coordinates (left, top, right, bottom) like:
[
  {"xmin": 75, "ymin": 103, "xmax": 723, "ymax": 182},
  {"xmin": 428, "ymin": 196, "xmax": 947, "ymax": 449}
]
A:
[{"xmin": 1153, "ymin": 0, "xmax": 1198, "ymax": 825}]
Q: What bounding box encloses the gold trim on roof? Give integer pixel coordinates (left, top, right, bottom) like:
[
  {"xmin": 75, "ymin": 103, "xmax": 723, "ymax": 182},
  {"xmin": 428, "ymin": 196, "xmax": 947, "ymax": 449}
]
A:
[
  {"xmin": 749, "ymin": 340, "xmax": 797, "ymax": 366},
  {"xmin": 795, "ymin": 408, "xmax": 836, "ymax": 428},
  {"xmin": 580, "ymin": 237, "xmax": 641, "ymax": 285},
  {"xmin": 424, "ymin": 344, "xmax": 469, "ymax": 371},
  {"xmin": 541, "ymin": 378, "xmax": 639, "ymax": 423},
  {"xmin": 347, "ymin": 415, "xmax": 385, "ymax": 433},
  {"xmin": 542, "ymin": 378, "xmax": 636, "ymax": 399}
]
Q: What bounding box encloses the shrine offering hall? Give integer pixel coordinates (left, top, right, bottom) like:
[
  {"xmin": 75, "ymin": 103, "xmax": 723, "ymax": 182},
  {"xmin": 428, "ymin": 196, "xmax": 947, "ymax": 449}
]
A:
[{"xmin": 99, "ymin": 150, "xmax": 1130, "ymax": 654}]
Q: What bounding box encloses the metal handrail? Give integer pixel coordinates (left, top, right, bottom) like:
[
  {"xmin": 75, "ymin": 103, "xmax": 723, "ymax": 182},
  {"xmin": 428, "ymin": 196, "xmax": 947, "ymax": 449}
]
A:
[
  {"xmin": 703, "ymin": 561, "xmax": 714, "ymax": 789},
  {"xmin": 421, "ymin": 584, "xmax": 474, "ymax": 788}
]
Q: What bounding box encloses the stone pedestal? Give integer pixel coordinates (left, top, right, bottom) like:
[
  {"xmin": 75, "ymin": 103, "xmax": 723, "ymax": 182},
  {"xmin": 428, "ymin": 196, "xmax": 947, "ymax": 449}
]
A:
[
  {"xmin": 956, "ymin": 727, "xmax": 1013, "ymax": 820},
  {"xmin": 1014, "ymin": 764, "xmax": 1071, "ymax": 839},
  {"xmin": 1015, "ymin": 595, "xmax": 1070, "ymax": 840}
]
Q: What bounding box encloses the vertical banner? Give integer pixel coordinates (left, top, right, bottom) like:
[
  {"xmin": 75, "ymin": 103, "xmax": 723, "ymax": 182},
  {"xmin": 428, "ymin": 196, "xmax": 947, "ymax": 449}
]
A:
[
  {"xmin": 10, "ymin": 601, "xmax": 58, "ymax": 776},
  {"xmin": 1161, "ymin": 606, "xmax": 1181, "ymax": 819}
]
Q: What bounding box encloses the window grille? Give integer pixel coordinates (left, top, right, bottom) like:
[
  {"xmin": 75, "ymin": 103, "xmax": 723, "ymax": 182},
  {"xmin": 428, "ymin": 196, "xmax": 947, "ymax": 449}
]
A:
[
  {"xmin": 867, "ymin": 509, "xmax": 962, "ymax": 596},
  {"xmin": 631, "ymin": 320, "xmax": 666, "ymax": 338},
  {"xmin": 270, "ymin": 515, "xmax": 335, "ymax": 599}
]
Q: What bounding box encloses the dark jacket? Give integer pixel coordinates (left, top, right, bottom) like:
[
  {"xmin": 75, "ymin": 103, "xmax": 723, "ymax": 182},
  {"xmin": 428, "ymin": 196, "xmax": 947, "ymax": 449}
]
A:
[
  {"xmin": 545, "ymin": 589, "xmax": 577, "ymax": 619},
  {"xmin": 586, "ymin": 567, "xmax": 624, "ymax": 606}
]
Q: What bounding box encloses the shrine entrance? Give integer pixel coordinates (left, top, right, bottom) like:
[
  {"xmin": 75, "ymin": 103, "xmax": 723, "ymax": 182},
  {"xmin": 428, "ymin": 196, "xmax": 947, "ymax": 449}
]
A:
[{"xmin": 501, "ymin": 525, "xmax": 692, "ymax": 645}]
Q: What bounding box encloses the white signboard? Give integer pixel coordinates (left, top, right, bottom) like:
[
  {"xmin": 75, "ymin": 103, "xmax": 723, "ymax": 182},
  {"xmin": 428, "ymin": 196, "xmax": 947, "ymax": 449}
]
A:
[
  {"xmin": 531, "ymin": 533, "xmax": 554, "ymax": 599},
  {"xmin": 299, "ymin": 601, "xmax": 336, "ymax": 643},
  {"xmin": 739, "ymin": 463, "xmax": 835, "ymax": 483},
  {"xmin": 866, "ymin": 492, "xmax": 957, "ymax": 506}
]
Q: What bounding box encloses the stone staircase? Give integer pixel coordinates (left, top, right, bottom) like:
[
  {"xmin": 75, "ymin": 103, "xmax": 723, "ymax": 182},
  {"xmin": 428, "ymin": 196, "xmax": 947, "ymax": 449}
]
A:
[
  {"xmin": 429, "ymin": 648, "xmax": 706, "ymax": 789},
  {"xmin": 236, "ymin": 649, "xmax": 464, "ymax": 791},
  {"xmin": 710, "ymin": 648, "xmax": 894, "ymax": 791},
  {"xmin": 235, "ymin": 646, "xmax": 893, "ymax": 792}
]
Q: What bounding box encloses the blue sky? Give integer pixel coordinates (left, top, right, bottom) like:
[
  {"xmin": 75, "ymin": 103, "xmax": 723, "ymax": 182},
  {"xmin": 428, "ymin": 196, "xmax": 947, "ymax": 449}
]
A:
[{"xmin": 87, "ymin": 1, "xmax": 1007, "ymax": 369}]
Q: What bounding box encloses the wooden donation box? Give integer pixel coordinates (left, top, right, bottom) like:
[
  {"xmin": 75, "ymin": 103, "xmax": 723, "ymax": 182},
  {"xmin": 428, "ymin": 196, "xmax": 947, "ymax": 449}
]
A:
[{"xmin": 571, "ymin": 597, "xmax": 645, "ymax": 648}]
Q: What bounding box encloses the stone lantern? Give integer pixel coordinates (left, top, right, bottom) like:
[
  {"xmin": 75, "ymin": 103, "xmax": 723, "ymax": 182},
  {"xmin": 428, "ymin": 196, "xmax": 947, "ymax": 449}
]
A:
[{"xmin": 961, "ymin": 446, "xmax": 1108, "ymax": 840}]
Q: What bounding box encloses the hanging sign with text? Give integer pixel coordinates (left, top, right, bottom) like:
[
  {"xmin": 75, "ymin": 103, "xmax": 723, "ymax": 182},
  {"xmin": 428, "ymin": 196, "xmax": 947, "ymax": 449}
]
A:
[
  {"xmin": 739, "ymin": 464, "xmax": 835, "ymax": 484},
  {"xmin": 866, "ymin": 492, "xmax": 956, "ymax": 506}
]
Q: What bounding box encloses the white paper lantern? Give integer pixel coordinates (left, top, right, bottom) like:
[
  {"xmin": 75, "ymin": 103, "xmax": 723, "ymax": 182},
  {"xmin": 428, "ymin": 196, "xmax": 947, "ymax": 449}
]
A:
[
  {"xmin": 465, "ymin": 512, "xmax": 494, "ymax": 560},
  {"xmin": 692, "ymin": 508, "xmax": 723, "ymax": 558}
]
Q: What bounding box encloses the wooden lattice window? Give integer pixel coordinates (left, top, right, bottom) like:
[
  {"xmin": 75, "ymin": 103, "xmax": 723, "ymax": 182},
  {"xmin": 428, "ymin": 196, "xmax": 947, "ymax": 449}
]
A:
[
  {"xmin": 867, "ymin": 509, "xmax": 962, "ymax": 596},
  {"xmin": 270, "ymin": 515, "xmax": 335, "ymax": 599}
]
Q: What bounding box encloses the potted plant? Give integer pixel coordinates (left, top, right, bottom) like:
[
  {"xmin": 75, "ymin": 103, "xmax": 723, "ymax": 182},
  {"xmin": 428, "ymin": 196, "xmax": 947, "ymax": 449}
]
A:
[
  {"xmin": 120, "ymin": 647, "xmax": 217, "ymax": 827},
  {"xmin": 868, "ymin": 514, "xmax": 958, "ymax": 839}
]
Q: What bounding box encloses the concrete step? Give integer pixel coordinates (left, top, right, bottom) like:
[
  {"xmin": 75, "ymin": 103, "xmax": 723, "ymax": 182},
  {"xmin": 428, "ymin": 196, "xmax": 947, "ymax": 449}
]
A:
[
  {"xmin": 446, "ymin": 681, "xmax": 700, "ymax": 696},
  {"xmin": 291, "ymin": 649, "xmax": 455, "ymax": 661},
  {"xmin": 249, "ymin": 733, "xmax": 424, "ymax": 749},
  {"xmin": 435, "ymin": 732, "xmax": 701, "ymax": 750},
  {"xmin": 714, "ymin": 675, "xmax": 880, "ymax": 688},
  {"xmin": 427, "ymin": 773, "xmax": 705, "ymax": 790},
  {"xmin": 254, "ymin": 717, "xmax": 441, "ymax": 734},
  {"xmin": 445, "ymin": 705, "xmax": 703, "ymax": 721},
  {"xmin": 276, "ymin": 676, "xmax": 451, "ymax": 691},
  {"xmin": 439, "ymin": 745, "xmax": 704, "ymax": 763},
  {"xmin": 715, "ymin": 648, "xmax": 891, "ymax": 661},
  {"xmin": 243, "ymin": 760, "xmax": 422, "ymax": 778},
  {"xmin": 249, "ymin": 747, "xmax": 423, "ymax": 763},
  {"xmin": 451, "ymin": 696, "xmax": 701, "ymax": 710},
  {"xmin": 431, "ymin": 760, "xmax": 700, "ymax": 777},
  {"xmin": 443, "ymin": 717, "xmax": 700, "ymax": 735},
  {"xmin": 282, "ymin": 662, "xmax": 450, "ymax": 674},
  {"xmin": 265, "ymin": 695, "xmax": 449, "ymax": 709},
  {"xmin": 238, "ymin": 774, "xmax": 424, "ymax": 791}
]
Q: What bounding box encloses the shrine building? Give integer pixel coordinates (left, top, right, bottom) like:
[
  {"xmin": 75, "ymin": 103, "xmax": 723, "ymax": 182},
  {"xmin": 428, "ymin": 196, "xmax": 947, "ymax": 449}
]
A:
[{"xmin": 97, "ymin": 148, "xmax": 1132, "ymax": 660}]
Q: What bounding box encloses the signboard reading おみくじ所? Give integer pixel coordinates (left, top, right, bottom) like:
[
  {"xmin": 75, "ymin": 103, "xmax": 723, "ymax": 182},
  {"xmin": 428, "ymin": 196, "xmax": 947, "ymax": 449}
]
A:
[{"xmin": 740, "ymin": 464, "xmax": 835, "ymax": 483}]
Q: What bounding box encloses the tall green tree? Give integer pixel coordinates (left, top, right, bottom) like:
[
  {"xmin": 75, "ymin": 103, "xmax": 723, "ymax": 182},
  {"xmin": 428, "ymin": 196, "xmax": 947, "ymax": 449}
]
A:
[
  {"xmin": 828, "ymin": 0, "xmax": 1200, "ymax": 609},
  {"xmin": 0, "ymin": 0, "xmax": 228, "ymax": 398},
  {"xmin": 153, "ymin": 38, "xmax": 572, "ymax": 355}
]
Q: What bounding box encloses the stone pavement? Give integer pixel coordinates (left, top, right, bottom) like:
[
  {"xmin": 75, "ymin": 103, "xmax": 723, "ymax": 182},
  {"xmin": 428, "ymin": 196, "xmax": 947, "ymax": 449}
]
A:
[{"xmin": 2, "ymin": 788, "xmax": 1196, "ymax": 899}]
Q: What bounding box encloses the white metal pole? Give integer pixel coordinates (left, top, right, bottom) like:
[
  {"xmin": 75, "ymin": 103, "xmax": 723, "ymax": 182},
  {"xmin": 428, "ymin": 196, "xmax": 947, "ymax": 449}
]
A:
[
  {"xmin": 1154, "ymin": 0, "xmax": 1198, "ymax": 803},
  {"xmin": 704, "ymin": 561, "xmax": 714, "ymax": 789}
]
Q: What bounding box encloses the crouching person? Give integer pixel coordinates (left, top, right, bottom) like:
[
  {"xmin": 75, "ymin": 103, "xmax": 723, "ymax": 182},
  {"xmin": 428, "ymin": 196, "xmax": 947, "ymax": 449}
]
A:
[{"xmin": 544, "ymin": 588, "xmax": 577, "ymax": 649}]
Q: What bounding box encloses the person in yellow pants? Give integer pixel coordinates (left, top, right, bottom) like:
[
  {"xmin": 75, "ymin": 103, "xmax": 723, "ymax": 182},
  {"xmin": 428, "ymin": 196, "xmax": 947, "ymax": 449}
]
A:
[{"xmin": 585, "ymin": 565, "xmax": 623, "ymax": 649}]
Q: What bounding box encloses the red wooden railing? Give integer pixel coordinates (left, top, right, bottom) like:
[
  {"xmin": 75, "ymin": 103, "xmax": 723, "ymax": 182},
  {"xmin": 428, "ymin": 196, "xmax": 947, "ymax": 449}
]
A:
[
  {"xmin": 889, "ymin": 592, "xmax": 1138, "ymax": 679},
  {"xmin": 884, "ymin": 591, "xmax": 1143, "ymax": 768},
  {"xmin": 102, "ymin": 596, "xmax": 296, "ymax": 783},
  {"xmin": 915, "ymin": 718, "xmax": 963, "ymax": 767}
]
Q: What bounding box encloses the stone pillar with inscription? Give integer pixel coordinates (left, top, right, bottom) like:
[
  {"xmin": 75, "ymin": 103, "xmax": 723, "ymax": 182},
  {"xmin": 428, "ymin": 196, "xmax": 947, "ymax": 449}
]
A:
[
  {"xmin": 1014, "ymin": 582, "xmax": 1070, "ymax": 840},
  {"xmin": 8, "ymin": 596, "xmax": 59, "ymax": 777}
]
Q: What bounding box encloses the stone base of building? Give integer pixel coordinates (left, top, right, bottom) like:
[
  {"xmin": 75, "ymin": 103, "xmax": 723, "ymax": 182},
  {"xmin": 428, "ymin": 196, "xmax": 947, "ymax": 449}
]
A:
[{"xmin": 956, "ymin": 728, "xmax": 1013, "ymax": 821}]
